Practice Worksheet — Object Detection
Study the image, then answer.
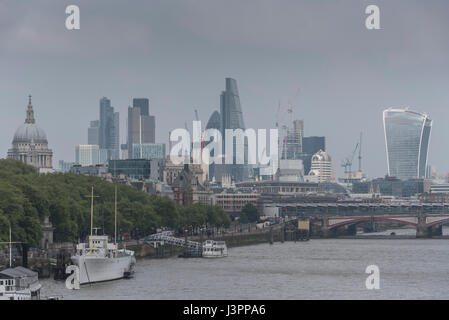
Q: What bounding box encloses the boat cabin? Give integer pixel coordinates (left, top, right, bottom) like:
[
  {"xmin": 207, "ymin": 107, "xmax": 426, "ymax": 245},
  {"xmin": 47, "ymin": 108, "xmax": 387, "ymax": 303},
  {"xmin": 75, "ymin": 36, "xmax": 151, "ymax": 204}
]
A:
[{"xmin": 0, "ymin": 266, "xmax": 41, "ymax": 300}]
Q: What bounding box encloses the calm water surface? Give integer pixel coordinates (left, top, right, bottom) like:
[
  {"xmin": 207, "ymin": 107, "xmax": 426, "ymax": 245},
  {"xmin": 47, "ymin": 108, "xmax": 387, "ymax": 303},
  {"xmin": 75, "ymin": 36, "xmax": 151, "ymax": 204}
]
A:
[{"xmin": 41, "ymin": 233, "xmax": 449, "ymax": 300}]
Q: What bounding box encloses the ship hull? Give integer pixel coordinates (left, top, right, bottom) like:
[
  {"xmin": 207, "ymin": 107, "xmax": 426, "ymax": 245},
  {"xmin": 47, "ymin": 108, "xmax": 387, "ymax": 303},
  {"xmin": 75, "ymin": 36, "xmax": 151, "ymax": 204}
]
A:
[{"xmin": 71, "ymin": 255, "xmax": 135, "ymax": 285}]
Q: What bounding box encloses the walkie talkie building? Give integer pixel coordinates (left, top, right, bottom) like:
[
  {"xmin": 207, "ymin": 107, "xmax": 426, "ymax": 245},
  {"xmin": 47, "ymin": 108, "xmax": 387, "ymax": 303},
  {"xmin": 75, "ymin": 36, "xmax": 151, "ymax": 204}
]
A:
[{"xmin": 383, "ymin": 108, "xmax": 432, "ymax": 180}]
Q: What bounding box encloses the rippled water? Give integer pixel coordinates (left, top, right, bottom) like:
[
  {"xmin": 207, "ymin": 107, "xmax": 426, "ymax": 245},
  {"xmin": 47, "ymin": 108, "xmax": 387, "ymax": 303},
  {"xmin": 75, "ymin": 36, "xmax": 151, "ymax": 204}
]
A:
[{"xmin": 41, "ymin": 232, "xmax": 449, "ymax": 300}]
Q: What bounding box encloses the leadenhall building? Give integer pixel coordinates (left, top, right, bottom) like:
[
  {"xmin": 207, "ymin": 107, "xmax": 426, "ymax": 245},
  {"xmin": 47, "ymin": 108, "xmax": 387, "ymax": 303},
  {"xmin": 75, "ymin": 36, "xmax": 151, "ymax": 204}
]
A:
[{"xmin": 8, "ymin": 96, "xmax": 54, "ymax": 173}]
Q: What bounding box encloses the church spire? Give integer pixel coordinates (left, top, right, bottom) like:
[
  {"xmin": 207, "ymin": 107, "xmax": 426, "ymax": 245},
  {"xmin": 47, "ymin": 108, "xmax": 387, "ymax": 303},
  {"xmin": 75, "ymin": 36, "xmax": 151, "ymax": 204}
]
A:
[{"xmin": 25, "ymin": 94, "xmax": 35, "ymax": 124}]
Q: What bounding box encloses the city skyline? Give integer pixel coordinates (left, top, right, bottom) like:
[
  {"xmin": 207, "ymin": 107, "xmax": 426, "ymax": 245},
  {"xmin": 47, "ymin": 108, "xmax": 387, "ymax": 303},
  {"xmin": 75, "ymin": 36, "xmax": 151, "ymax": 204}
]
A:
[
  {"xmin": 1, "ymin": 1, "xmax": 449, "ymax": 178},
  {"xmin": 2, "ymin": 1, "xmax": 449, "ymax": 303}
]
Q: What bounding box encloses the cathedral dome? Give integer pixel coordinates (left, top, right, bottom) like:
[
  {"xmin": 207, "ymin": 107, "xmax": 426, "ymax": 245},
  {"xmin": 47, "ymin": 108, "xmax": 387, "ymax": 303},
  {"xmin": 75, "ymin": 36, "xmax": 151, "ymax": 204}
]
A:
[
  {"xmin": 12, "ymin": 95, "xmax": 48, "ymax": 144},
  {"xmin": 13, "ymin": 123, "xmax": 48, "ymax": 144}
]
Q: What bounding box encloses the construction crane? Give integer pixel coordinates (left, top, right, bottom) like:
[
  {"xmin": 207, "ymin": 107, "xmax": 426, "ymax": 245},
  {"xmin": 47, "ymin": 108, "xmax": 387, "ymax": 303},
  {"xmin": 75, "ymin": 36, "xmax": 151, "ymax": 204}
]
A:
[
  {"xmin": 358, "ymin": 132, "xmax": 362, "ymax": 172},
  {"xmin": 341, "ymin": 143, "xmax": 358, "ymax": 174},
  {"xmin": 341, "ymin": 132, "xmax": 363, "ymax": 174}
]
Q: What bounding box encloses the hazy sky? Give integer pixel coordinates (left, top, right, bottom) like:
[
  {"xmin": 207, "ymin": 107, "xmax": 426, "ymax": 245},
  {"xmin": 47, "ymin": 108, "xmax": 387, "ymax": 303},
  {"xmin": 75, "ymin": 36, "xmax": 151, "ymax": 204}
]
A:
[{"xmin": 1, "ymin": 0, "xmax": 448, "ymax": 178}]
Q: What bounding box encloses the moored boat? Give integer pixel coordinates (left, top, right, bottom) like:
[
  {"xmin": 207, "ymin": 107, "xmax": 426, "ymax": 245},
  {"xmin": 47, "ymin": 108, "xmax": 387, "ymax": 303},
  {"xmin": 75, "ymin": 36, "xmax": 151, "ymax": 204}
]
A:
[
  {"xmin": 70, "ymin": 185, "xmax": 136, "ymax": 285},
  {"xmin": 0, "ymin": 227, "xmax": 41, "ymax": 300},
  {"xmin": 202, "ymin": 240, "xmax": 228, "ymax": 258},
  {"xmin": 0, "ymin": 266, "xmax": 41, "ymax": 300}
]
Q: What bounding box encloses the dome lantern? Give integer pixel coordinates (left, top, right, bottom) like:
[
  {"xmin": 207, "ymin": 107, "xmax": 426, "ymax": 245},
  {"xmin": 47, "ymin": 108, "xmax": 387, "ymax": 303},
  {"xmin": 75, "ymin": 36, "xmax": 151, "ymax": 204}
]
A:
[{"xmin": 25, "ymin": 94, "xmax": 35, "ymax": 124}]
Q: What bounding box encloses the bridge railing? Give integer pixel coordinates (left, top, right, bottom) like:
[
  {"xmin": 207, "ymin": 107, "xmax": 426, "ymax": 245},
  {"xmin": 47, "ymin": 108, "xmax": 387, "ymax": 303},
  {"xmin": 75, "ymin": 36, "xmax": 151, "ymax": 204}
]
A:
[{"xmin": 143, "ymin": 232, "xmax": 202, "ymax": 250}]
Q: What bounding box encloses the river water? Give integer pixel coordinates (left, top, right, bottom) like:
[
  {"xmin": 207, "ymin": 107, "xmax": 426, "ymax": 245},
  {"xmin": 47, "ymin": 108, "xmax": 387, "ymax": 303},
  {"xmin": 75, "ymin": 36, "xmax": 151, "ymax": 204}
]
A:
[{"xmin": 41, "ymin": 229, "xmax": 449, "ymax": 300}]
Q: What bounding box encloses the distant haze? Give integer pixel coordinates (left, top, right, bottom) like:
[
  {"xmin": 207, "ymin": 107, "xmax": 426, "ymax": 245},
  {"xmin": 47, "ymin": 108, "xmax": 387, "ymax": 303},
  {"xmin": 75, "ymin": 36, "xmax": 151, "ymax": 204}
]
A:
[{"xmin": 1, "ymin": 0, "xmax": 448, "ymax": 178}]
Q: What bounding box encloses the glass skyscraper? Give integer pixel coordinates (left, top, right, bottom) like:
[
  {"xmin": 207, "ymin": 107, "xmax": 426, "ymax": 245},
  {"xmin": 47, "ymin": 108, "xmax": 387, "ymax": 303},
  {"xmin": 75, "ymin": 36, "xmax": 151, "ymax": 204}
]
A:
[
  {"xmin": 88, "ymin": 120, "xmax": 100, "ymax": 145},
  {"xmin": 219, "ymin": 78, "xmax": 249, "ymax": 182},
  {"xmin": 383, "ymin": 108, "xmax": 432, "ymax": 180},
  {"xmin": 127, "ymin": 98, "xmax": 156, "ymax": 156},
  {"xmin": 99, "ymin": 97, "xmax": 120, "ymax": 160}
]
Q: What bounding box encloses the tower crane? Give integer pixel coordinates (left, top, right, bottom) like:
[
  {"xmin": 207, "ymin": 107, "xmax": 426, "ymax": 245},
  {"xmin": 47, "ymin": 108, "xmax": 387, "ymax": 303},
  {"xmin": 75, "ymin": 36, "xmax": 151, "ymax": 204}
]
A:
[
  {"xmin": 341, "ymin": 132, "xmax": 363, "ymax": 175},
  {"xmin": 341, "ymin": 142, "xmax": 358, "ymax": 174}
]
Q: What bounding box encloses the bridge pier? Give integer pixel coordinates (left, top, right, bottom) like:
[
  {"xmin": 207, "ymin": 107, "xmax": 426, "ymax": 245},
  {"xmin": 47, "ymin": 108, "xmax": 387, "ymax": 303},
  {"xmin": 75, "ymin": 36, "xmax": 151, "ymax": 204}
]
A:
[
  {"xmin": 418, "ymin": 224, "xmax": 443, "ymax": 238},
  {"xmin": 416, "ymin": 214, "xmax": 430, "ymax": 238},
  {"xmin": 430, "ymin": 225, "xmax": 443, "ymax": 237},
  {"xmin": 319, "ymin": 218, "xmax": 330, "ymax": 238}
]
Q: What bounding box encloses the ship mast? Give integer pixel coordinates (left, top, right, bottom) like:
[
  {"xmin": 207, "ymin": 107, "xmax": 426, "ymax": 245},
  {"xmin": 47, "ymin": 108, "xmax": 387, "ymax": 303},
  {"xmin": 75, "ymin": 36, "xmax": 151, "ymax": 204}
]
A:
[
  {"xmin": 114, "ymin": 184, "xmax": 117, "ymax": 245},
  {"xmin": 0, "ymin": 224, "xmax": 20, "ymax": 268},
  {"xmin": 91, "ymin": 186, "xmax": 94, "ymax": 237},
  {"xmin": 87, "ymin": 186, "xmax": 99, "ymax": 237},
  {"xmin": 9, "ymin": 225, "xmax": 12, "ymax": 268}
]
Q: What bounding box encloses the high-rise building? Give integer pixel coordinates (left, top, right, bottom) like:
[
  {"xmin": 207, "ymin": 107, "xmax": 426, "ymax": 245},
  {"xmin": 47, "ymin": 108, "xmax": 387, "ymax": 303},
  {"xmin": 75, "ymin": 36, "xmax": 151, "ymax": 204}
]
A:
[
  {"xmin": 220, "ymin": 78, "xmax": 245, "ymax": 135},
  {"xmin": 127, "ymin": 98, "xmax": 155, "ymax": 156},
  {"xmin": 132, "ymin": 143, "xmax": 166, "ymax": 160},
  {"xmin": 283, "ymin": 119, "xmax": 304, "ymax": 159},
  {"xmin": 299, "ymin": 136, "xmax": 325, "ymax": 175},
  {"xmin": 8, "ymin": 96, "xmax": 53, "ymax": 173},
  {"xmin": 307, "ymin": 150, "xmax": 334, "ymax": 183},
  {"xmin": 383, "ymin": 108, "xmax": 432, "ymax": 180},
  {"xmin": 75, "ymin": 145, "xmax": 100, "ymax": 167},
  {"xmin": 219, "ymin": 78, "xmax": 249, "ymax": 183},
  {"xmin": 99, "ymin": 97, "xmax": 120, "ymax": 160},
  {"xmin": 206, "ymin": 111, "xmax": 221, "ymax": 131},
  {"xmin": 132, "ymin": 98, "xmax": 149, "ymax": 116},
  {"xmin": 112, "ymin": 112, "xmax": 120, "ymax": 158},
  {"xmin": 99, "ymin": 97, "xmax": 111, "ymax": 148},
  {"xmin": 120, "ymin": 143, "xmax": 129, "ymax": 160},
  {"xmin": 302, "ymin": 136, "xmax": 325, "ymax": 155},
  {"xmin": 88, "ymin": 120, "xmax": 100, "ymax": 145}
]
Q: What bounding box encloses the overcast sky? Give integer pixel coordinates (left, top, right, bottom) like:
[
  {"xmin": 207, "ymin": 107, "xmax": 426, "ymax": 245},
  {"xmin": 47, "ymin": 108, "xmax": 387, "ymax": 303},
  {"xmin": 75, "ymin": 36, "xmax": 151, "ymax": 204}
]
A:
[{"xmin": 1, "ymin": 0, "xmax": 448, "ymax": 178}]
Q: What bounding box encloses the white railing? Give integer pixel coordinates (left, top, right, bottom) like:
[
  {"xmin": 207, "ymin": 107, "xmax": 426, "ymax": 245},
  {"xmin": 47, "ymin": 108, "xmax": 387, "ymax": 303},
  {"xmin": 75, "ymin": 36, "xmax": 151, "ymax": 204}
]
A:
[{"xmin": 143, "ymin": 232, "xmax": 202, "ymax": 250}]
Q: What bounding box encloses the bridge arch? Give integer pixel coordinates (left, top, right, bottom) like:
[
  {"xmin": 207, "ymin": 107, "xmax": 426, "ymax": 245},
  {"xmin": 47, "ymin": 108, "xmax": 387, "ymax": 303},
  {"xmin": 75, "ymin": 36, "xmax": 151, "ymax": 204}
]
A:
[
  {"xmin": 425, "ymin": 215, "xmax": 449, "ymax": 228},
  {"xmin": 327, "ymin": 215, "xmax": 418, "ymax": 230}
]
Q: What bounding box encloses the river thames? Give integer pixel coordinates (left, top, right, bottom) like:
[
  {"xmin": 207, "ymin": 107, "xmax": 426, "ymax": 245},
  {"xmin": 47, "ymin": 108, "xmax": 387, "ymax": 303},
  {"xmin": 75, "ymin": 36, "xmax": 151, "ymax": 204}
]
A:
[{"xmin": 41, "ymin": 230, "xmax": 449, "ymax": 300}]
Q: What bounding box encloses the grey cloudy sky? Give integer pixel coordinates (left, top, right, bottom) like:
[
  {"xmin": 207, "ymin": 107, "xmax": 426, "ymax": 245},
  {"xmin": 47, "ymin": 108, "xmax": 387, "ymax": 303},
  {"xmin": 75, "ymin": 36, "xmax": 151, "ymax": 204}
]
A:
[{"xmin": 1, "ymin": 0, "xmax": 448, "ymax": 178}]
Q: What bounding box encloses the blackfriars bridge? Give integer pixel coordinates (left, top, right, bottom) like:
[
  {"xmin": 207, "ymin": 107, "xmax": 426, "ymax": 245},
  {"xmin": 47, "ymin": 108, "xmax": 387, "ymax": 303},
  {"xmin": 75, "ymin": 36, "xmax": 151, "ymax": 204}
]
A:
[{"xmin": 274, "ymin": 202, "xmax": 449, "ymax": 238}]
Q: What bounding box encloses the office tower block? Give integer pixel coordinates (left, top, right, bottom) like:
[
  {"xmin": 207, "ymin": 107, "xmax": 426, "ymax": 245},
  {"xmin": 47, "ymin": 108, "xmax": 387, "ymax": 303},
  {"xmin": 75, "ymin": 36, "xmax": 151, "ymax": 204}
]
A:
[
  {"xmin": 99, "ymin": 97, "xmax": 120, "ymax": 160},
  {"xmin": 383, "ymin": 108, "xmax": 432, "ymax": 180},
  {"xmin": 219, "ymin": 78, "xmax": 249, "ymax": 182},
  {"xmin": 88, "ymin": 120, "xmax": 100, "ymax": 146},
  {"xmin": 299, "ymin": 136, "xmax": 326, "ymax": 175},
  {"xmin": 127, "ymin": 98, "xmax": 156, "ymax": 156},
  {"xmin": 75, "ymin": 144, "xmax": 100, "ymax": 166},
  {"xmin": 284, "ymin": 119, "xmax": 304, "ymax": 159},
  {"xmin": 132, "ymin": 98, "xmax": 149, "ymax": 116}
]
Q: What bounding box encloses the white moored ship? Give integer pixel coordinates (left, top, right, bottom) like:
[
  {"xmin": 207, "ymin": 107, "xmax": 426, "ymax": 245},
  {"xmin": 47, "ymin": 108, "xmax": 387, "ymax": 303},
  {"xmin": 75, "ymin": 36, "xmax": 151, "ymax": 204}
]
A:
[
  {"xmin": 202, "ymin": 240, "xmax": 228, "ymax": 258},
  {"xmin": 72, "ymin": 235, "xmax": 135, "ymax": 284},
  {"xmin": 70, "ymin": 186, "xmax": 136, "ymax": 285}
]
